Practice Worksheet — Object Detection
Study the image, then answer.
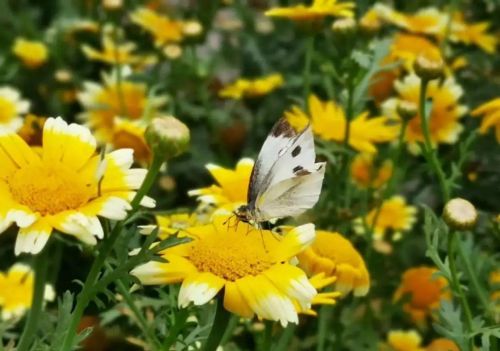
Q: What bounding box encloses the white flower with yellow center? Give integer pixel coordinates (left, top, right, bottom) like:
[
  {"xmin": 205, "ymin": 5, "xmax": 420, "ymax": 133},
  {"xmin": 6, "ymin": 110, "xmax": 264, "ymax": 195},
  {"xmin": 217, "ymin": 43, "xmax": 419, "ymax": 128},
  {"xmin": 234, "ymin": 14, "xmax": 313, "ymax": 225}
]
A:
[
  {"xmin": 0, "ymin": 117, "xmax": 153, "ymax": 255},
  {"xmin": 0, "ymin": 263, "xmax": 54, "ymax": 320},
  {"xmin": 0, "ymin": 86, "xmax": 30, "ymax": 132},
  {"xmin": 132, "ymin": 215, "xmax": 319, "ymax": 327}
]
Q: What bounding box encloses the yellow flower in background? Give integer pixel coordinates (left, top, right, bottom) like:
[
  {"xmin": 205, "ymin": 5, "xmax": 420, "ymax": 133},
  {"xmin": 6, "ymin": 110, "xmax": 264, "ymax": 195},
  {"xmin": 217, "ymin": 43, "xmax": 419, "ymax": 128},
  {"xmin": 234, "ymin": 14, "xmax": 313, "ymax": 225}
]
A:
[
  {"xmin": 12, "ymin": 38, "xmax": 48, "ymax": 69},
  {"xmin": 188, "ymin": 158, "xmax": 254, "ymax": 207},
  {"xmin": 265, "ymin": 0, "xmax": 355, "ymax": 21},
  {"xmin": 130, "ymin": 7, "xmax": 184, "ymax": 46},
  {"xmin": 17, "ymin": 114, "xmax": 47, "ymax": 147},
  {"xmin": 426, "ymin": 338, "xmax": 459, "ymax": 351},
  {"xmin": 82, "ymin": 34, "xmax": 140, "ymax": 65},
  {"xmin": 382, "ymin": 74, "xmax": 467, "ymax": 152},
  {"xmin": 306, "ymin": 273, "xmax": 340, "ymax": 315},
  {"xmin": 286, "ymin": 94, "xmax": 399, "ymax": 153},
  {"xmin": 374, "ymin": 4, "xmax": 447, "ymax": 36},
  {"xmin": 298, "ymin": 230, "xmax": 370, "ymax": 297},
  {"xmin": 471, "ymin": 97, "xmax": 500, "ymax": 142},
  {"xmin": 448, "ymin": 15, "xmax": 497, "ymax": 54},
  {"xmin": 350, "ymin": 153, "xmax": 392, "ymax": 189},
  {"xmin": 385, "ymin": 330, "xmax": 425, "ymax": 351},
  {"xmin": 155, "ymin": 212, "xmax": 199, "ymax": 238},
  {"xmin": 0, "ymin": 86, "xmax": 30, "ymax": 132},
  {"xmin": 0, "ymin": 264, "xmax": 54, "ymax": 320},
  {"xmin": 78, "ymin": 68, "xmax": 166, "ymax": 163},
  {"xmin": 132, "ymin": 215, "xmax": 319, "ymax": 326},
  {"xmin": 490, "ymin": 269, "xmax": 500, "ymax": 319},
  {"xmin": 0, "ymin": 117, "xmax": 153, "ymax": 255},
  {"xmin": 219, "ymin": 74, "xmax": 284, "ymax": 100},
  {"xmin": 354, "ymin": 196, "xmax": 416, "ymax": 241},
  {"xmin": 394, "ymin": 266, "xmax": 450, "ymax": 324}
]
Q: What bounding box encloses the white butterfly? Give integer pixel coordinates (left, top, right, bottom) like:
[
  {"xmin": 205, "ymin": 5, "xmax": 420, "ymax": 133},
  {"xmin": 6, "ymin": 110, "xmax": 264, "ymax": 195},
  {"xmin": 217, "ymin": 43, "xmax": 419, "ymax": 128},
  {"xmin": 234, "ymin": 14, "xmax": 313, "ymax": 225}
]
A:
[{"xmin": 235, "ymin": 117, "xmax": 326, "ymax": 225}]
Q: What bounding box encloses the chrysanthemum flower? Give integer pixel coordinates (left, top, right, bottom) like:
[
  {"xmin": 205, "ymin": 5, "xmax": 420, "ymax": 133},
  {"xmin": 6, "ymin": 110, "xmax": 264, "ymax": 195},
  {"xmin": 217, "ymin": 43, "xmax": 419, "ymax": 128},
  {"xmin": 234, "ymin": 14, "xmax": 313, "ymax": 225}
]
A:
[
  {"xmin": 374, "ymin": 5, "xmax": 447, "ymax": 36},
  {"xmin": 426, "ymin": 338, "xmax": 459, "ymax": 351},
  {"xmin": 0, "ymin": 117, "xmax": 153, "ymax": 255},
  {"xmin": 131, "ymin": 215, "xmax": 319, "ymax": 326},
  {"xmin": 130, "ymin": 7, "xmax": 184, "ymax": 46},
  {"xmin": 354, "ymin": 196, "xmax": 417, "ymax": 241},
  {"xmin": 155, "ymin": 212, "xmax": 199, "ymax": 238},
  {"xmin": 298, "ymin": 230, "xmax": 370, "ymax": 296},
  {"xmin": 219, "ymin": 74, "xmax": 284, "ymax": 100},
  {"xmin": 471, "ymin": 97, "xmax": 500, "ymax": 143},
  {"xmin": 385, "ymin": 330, "xmax": 424, "ymax": 351},
  {"xmin": 265, "ymin": 0, "xmax": 355, "ymax": 21},
  {"xmin": 394, "ymin": 266, "xmax": 450, "ymax": 324},
  {"xmin": 82, "ymin": 35, "xmax": 140, "ymax": 65},
  {"xmin": 78, "ymin": 68, "xmax": 166, "ymax": 164},
  {"xmin": 382, "ymin": 73, "xmax": 467, "ymax": 152},
  {"xmin": 448, "ymin": 14, "xmax": 497, "ymax": 54},
  {"xmin": 350, "ymin": 153, "xmax": 392, "ymax": 189},
  {"xmin": 0, "ymin": 86, "xmax": 30, "ymax": 132},
  {"xmin": 286, "ymin": 94, "xmax": 399, "ymax": 153},
  {"xmin": 12, "ymin": 38, "xmax": 48, "ymax": 69},
  {"xmin": 17, "ymin": 114, "xmax": 47, "ymax": 147},
  {"xmin": 188, "ymin": 158, "xmax": 253, "ymax": 207},
  {"xmin": 0, "ymin": 263, "xmax": 54, "ymax": 320}
]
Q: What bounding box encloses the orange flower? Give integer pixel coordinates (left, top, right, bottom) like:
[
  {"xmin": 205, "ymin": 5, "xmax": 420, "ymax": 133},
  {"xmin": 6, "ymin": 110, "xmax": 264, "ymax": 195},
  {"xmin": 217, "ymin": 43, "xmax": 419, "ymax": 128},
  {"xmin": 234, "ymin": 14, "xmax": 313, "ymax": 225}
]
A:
[
  {"xmin": 298, "ymin": 230, "xmax": 370, "ymax": 296},
  {"xmin": 350, "ymin": 153, "xmax": 392, "ymax": 189},
  {"xmin": 426, "ymin": 338, "xmax": 459, "ymax": 351},
  {"xmin": 394, "ymin": 266, "xmax": 450, "ymax": 324}
]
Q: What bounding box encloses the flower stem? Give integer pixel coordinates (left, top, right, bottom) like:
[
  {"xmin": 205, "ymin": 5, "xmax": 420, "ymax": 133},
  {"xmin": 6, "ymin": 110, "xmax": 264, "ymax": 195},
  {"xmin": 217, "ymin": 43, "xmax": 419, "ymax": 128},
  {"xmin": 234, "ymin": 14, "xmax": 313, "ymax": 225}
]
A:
[
  {"xmin": 316, "ymin": 305, "xmax": 332, "ymax": 351},
  {"xmin": 303, "ymin": 36, "xmax": 315, "ymax": 104},
  {"xmin": 448, "ymin": 230, "xmax": 474, "ymax": 350},
  {"xmin": 58, "ymin": 154, "xmax": 163, "ymax": 351},
  {"xmin": 261, "ymin": 321, "xmax": 273, "ymax": 351},
  {"xmin": 418, "ymin": 79, "xmax": 450, "ymax": 202},
  {"xmin": 202, "ymin": 295, "xmax": 232, "ymax": 351},
  {"xmin": 17, "ymin": 245, "xmax": 50, "ymax": 351}
]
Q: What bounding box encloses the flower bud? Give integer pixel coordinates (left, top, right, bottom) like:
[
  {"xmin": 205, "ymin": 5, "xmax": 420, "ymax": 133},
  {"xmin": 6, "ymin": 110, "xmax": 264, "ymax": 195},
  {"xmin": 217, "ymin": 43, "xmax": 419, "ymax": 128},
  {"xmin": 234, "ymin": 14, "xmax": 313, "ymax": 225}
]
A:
[
  {"xmin": 414, "ymin": 55, "xmax": 444, "ymax": 81},
  {"xmin": 443, "ymin": 198, "xmax": 478, "ymax": 231},
  {"xmin": 332, "ymin": 18, "xmax": 357, "ymax": 36},
  {"xmin": 397, "ymin": 100, "xmax": 418, "ymax": 121},
  {"xmin": 182, "ymin": 20, "xmax": 203, "ymax": 37},
  {"xmin": 145, "ymin": 116, "xmax": 190, "ymax": 159}
]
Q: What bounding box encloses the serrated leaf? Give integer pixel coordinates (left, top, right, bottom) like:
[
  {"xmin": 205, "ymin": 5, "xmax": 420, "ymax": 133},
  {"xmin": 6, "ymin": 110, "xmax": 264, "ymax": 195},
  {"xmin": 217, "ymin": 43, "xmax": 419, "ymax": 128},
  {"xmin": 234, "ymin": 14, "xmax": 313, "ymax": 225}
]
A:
[{"xmin": 351, "ymin": 50, "xmax": 371, "ymax": 69}]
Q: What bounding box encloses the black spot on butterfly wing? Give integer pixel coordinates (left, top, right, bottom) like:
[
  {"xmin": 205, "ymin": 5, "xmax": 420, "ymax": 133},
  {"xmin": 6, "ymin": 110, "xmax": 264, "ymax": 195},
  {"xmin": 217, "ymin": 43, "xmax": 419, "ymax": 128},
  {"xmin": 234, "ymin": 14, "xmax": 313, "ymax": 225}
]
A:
[{"xmin": 291, "ymin": 145, "xmax": 301, "ymax": 157}]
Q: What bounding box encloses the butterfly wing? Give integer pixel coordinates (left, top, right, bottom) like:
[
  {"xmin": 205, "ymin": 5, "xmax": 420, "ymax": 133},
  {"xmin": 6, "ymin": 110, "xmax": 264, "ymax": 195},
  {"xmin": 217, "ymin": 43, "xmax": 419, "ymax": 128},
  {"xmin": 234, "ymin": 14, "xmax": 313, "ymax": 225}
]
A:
[{"xmin": 255, "ymin": 162, "xmax": 326, "ymax": 221}]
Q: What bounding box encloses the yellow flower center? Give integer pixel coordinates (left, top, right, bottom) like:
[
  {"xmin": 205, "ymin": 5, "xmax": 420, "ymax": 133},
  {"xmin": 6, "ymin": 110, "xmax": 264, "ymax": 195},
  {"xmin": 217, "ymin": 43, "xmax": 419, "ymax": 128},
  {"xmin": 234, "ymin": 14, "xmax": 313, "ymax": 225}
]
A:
[
  {"xmin": 8, "ymin": 163, "xmax": 95, "ymax": 215},
  {"xmin": 188, "ymin": 230, "xmax": 274, "ymax": 281},
  {"xmin": 0, "ymin": 97, "xmax": 16, "ymax": 123}
]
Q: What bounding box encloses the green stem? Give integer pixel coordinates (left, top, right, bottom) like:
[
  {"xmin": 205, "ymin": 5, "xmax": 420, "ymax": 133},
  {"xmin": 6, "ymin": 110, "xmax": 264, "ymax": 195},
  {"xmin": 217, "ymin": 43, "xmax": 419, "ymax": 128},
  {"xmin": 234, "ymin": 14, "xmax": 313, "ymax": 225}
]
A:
[
  {"xmin": 316, "ymin": 305, "xmax": 332, "ymax": 351},
  {"xmin": 17, "ymin": 246, "xmax": 50, "ymax": 351},
  {"xmin": 448, "ymin": 231, "xmax": 474, "ymax": 350},
  {"xmin": 59, "ymin": 154, "xmax": 163, "ymax": 351},
  {"xmin": 456, "ymin": 237, "xmax": 495, "ymax": 322},
  {"xmin": 418, "ymin": 79, "xmax": 450, "ymax": 202},
  {"xmin": 303, "ymin": 36, "xmax": 315, "ymax": 104},
  {"xmin": 341, "ymin": 81, "xmax": 354, "ymax": 209},
  {"xmin": 274, "ymin": 324, "xmax": 297, "ymax": 351},
  {"xmin": 202, "ymin": 295, "xmax": 232, "ymax": 351},
  {"xmin": 162, "ymin": 308, "xmax": 189, "ymax": 350},
  {"xmin": 261, "ymin": 321, "xmax": 273, "ymax": 351}
]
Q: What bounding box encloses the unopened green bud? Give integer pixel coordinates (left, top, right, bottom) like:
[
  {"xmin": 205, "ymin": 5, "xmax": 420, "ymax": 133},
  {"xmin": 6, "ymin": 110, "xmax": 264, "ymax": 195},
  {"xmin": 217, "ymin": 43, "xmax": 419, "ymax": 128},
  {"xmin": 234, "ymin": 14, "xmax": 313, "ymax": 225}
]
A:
[
  {"xmin": 145, "ymin": 116, "xmax": 190, "ymax": 159},
  {"xmin": 414, "ymin": 55, "xmax": 444, "ymax": 81},
  {"xmin": 397, "ymin": 100, "xmax": 418, "ymax": 121},
  {"xmin": 443, "ymin": 198, "xmax": 478, "ymax": 231}
]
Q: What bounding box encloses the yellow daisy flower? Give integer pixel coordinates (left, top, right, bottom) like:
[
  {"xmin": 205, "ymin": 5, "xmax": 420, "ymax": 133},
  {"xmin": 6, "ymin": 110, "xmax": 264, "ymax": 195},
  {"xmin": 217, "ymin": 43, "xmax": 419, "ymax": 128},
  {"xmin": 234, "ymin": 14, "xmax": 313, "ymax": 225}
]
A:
[
  {"xmin": 265, "ymin": 0, "xmax": 355, "ymax": 21},
  {"xmin": 286, "ymin": 94, "xmax": 399, "ymax": 153},
  {"xmin": 471, "ymin": 97, "xmax": 500, "ymax": 142},
  {"xmin": 188, "ymin": 158, "xmax": 254, "ymax": 207},
  {"xmin": 0, "ymin": 86, "xmax": 30, "ymax": 132},
  {"xmin": 448, "ymin": 14, "xmax": 497, "ymax": 54},
  {"xmin": 302, "ymin": 273, "xmax": 340, "ymax": 316},
  {"xmin": 298, "ymin": 230, "xmax": 370, "ymax": 296},
  {"xmin": 426, "ymin": 338, "xmax": 459, "ymax": 351},
  {"xmin": 374, "ymin": 4, "xmax": 447, "ymax": 36},
  {"xmin": 382, "ymin": 73, "xmax": 467, "ymax": 151},
  {"xmin": 219, "ymin": 74, "xmax": 284, "ymax": 100},
  {"xmin": 394, "ymin": 266, "xmax": 450, "ymax": 324},
  {"xmin": 130, "ymin": 7, "xmax": 184, "ymax": 46},
  {"xmin": 354, "ymin": 196, "xmax": 417, "ymax": 241},
  {"xmin": 12, "ymin": 38, "xmax": 49, "ymax": 69},
  {"xmin": 131, "ymin": 215, "xmax": 319, "ymax": 326},
  {"xmin": 0, "ymin": 263, "xmax": 54, "ymax": 320},
  {"xmin": 350, "ymin": 153, "xmax": 392, "ymax": 189},
  {"xmin": 155, "ymin": 212, "xmax": 199, "ymax": 238},
  {"xmin": 78, "ymin": 68, "xmax": 166, "ymax": 163},
  {"xmin": 82, "ymin": 34, "xmax": 140, "ymax": 65},
  {"xmin": 0, "ymin": 117, "xmax": 153, "ymax": 255},
  {"xmin": 385, "ymin": 330, "xmax": 425, "ymax": 351}
]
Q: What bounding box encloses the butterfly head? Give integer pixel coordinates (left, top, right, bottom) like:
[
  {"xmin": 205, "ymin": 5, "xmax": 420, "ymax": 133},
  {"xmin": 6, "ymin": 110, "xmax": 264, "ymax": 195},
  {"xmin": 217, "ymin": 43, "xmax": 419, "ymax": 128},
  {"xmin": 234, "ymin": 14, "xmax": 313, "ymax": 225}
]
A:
[{"xmin": 234, "ymin": 204, "xmax": 253, "ymax": 223}]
